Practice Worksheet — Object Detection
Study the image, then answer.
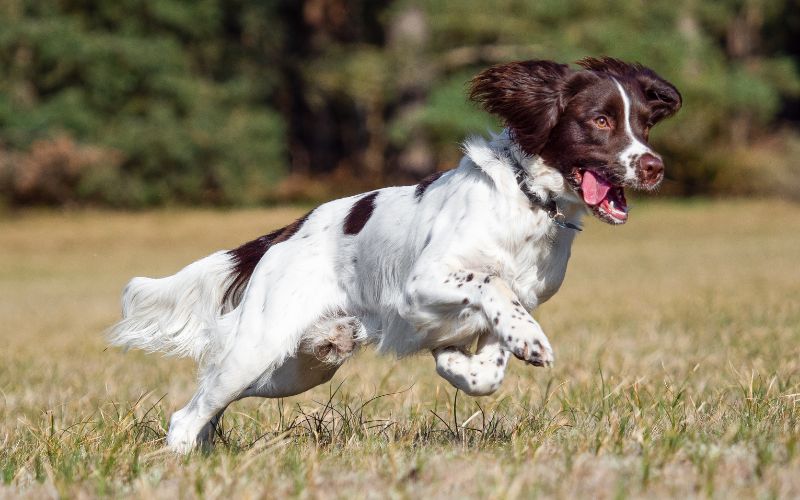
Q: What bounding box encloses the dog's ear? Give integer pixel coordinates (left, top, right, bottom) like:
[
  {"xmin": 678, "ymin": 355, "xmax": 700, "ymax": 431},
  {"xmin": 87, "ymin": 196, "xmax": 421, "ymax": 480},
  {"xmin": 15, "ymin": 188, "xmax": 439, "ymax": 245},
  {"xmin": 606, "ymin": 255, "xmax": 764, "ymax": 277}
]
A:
[
  {"xmin": 577, "ymin": 57, "xmax": 682, "ymax": 125},
  {"xmin": 470, "ymin": 60, "xmax": 575, "ymax": 155},
  {"xmin": 634, "ymin": 70, "xmax": 682, "ymax": 124}
]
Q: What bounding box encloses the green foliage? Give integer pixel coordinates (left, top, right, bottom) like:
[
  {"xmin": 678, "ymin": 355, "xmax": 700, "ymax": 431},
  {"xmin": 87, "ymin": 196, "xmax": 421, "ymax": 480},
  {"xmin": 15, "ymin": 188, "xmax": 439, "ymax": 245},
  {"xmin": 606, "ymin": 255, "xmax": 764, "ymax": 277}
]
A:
[
  {"xmin": 389, "ymin": 71, "xmax": 499, "ymax": 147},
  {"xmin": 0, "ymin": 0, "xmax": 798, "ymax": 205},
  {"xmin": 0, "ymin": 0, "xmax": 286, "ymax": 206}
]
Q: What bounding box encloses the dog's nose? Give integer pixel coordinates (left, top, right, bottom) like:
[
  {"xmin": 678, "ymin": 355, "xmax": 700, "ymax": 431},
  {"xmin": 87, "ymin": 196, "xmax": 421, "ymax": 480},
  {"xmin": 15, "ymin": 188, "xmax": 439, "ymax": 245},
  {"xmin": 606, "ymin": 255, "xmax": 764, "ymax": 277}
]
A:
[{"xmin": 639, "ymin": 153, "xmax": 664, "ymax": 185}]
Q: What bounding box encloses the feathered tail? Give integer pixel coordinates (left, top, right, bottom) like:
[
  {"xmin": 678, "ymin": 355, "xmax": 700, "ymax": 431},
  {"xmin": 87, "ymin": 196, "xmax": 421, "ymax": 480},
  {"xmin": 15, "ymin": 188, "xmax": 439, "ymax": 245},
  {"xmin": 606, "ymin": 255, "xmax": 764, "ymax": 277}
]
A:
[{"xmin": 108, "ymin": 250, "xmax": 234, "ymax": 362}]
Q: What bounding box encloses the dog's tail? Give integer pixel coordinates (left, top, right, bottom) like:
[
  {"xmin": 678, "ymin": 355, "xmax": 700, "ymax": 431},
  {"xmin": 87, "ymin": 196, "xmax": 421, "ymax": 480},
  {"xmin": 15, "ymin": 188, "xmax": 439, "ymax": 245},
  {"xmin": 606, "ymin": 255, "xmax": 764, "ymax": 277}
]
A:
[{"xmin": 108, "ymin": 250, "xmax": 235, "ymax": 362}]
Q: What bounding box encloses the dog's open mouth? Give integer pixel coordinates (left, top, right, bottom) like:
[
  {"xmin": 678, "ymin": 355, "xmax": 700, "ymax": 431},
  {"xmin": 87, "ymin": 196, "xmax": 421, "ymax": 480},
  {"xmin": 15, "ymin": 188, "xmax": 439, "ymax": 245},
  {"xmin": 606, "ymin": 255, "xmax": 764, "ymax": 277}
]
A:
[{"xmin": 575, "ymin": 170, "xmax": 628, "ymax": 224}]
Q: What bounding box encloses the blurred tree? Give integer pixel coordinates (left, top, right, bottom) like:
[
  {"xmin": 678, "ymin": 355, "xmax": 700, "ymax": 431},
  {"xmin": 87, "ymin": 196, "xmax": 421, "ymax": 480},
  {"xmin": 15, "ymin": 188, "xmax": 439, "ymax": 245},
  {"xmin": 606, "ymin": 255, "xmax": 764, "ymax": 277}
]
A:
[
  {"xmin": 0, "ymin": 0, "xmax": 798, "ymax": 205},
  {"xmin": 0, "ymin": 0, "xmax": 287, "ymax": 205}
]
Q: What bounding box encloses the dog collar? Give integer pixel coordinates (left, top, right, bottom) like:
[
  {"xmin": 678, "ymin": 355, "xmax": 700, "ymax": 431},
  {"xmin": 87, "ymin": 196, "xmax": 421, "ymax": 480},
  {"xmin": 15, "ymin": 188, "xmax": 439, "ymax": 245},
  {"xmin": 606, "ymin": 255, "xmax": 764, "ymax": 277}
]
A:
[{"xmin": 508, "ymin": 154, "xmax": 582, "ymax": 232}]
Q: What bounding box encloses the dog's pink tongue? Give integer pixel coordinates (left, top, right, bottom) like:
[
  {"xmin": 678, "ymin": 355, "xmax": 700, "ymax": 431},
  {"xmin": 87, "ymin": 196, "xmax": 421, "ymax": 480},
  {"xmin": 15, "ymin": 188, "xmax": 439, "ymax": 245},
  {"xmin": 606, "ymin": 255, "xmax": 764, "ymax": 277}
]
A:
[{"xmin": 581, "ymin": 170, "xmax": 611, "ymax": 205}]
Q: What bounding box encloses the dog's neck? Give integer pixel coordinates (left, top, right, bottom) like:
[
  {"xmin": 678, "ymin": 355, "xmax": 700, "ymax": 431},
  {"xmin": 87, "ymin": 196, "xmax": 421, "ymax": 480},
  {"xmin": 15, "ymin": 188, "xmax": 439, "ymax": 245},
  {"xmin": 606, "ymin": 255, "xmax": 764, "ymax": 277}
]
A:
[
  {"xmin": 508, "ymin": 154, "xmax": 583, "ymax": 231},
  {"xmin": 464, "ymin": 129, "xmax": 585, "ymax": 230}
]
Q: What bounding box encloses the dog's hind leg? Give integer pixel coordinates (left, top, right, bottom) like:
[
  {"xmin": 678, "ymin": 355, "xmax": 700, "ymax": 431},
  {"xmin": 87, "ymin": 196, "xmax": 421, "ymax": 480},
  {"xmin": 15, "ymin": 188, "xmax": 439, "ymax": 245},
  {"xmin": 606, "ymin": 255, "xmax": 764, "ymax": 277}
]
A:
[
  {"xmin": 433, "ymin": 333, "xmax": 509, "ymax": 396},
  {"xmin": 166, "ymin": 250, "xmax": 351, "ymax": 454},
  {"xmin": 196, "ymin": 408, "xmax": 226, "ymax": 449},
  {"xmin": 300, "ymin": 315, "xmax": 366, "ymax": 366},
  {"xmin": 240, "ymin": 314, "xmax": 366, "ymax": 399},
  {"xmin": 167, "ymin": 333, "xmax": 341, "ymax": 454},
  {"xmin": 188, "ymin": 346, "xmax": 352, "ymax": 452},
  {"xmin": 171, "ymin": 317, "xmax": 364, "ymax": 453}
]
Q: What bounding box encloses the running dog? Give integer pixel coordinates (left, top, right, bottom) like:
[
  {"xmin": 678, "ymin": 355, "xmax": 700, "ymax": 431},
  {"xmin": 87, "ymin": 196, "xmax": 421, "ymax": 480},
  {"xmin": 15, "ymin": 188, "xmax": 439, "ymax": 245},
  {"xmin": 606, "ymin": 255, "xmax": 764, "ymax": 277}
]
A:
[{"xmin": 109, "ymin": 57, "xmax": 681, "ymax": 453}]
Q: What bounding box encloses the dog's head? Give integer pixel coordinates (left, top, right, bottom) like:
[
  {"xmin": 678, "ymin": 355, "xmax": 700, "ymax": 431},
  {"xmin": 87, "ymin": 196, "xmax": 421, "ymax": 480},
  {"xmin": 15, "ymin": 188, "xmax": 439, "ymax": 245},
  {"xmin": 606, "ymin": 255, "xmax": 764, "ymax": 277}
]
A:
[{"xmin": 470, "ymin": 57, "xmax": 682, "ymax": 224}]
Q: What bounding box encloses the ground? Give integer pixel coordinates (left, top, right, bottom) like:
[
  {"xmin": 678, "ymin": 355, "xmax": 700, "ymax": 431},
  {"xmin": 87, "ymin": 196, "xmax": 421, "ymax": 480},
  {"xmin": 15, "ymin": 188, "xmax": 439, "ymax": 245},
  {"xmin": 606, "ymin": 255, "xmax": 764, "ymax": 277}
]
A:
[{"xmin": 1, "ymin": 200, "xmax": 799, "ymax": 498}]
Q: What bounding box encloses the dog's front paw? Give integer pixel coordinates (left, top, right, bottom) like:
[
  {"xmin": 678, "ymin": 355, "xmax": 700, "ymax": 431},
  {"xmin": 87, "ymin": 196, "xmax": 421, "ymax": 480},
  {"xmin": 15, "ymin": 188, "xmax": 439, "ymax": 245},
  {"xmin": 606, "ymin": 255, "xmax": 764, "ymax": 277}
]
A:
[
  {"xmin": 492, "ymin": 307, "xmax": 554, "ymax": 367},
  {"xmin": 508, "ymin": 336, "xmax": 554, "ymax": 367}
]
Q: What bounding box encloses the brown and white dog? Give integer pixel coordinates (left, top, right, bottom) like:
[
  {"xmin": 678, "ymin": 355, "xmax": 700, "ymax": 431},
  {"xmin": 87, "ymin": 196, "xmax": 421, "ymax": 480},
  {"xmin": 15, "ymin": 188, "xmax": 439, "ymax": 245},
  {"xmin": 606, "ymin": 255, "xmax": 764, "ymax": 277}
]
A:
[{"xmin": 109, "ymin": 57, "xmax": 681, "ymax": 453}]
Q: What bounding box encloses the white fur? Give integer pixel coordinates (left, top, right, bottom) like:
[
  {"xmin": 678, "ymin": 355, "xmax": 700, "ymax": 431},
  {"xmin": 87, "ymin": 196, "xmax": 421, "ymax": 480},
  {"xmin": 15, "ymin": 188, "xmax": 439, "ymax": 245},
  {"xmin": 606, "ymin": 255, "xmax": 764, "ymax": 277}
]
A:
[
  {"xmin": 614, "ymin": 79, "xmax": 654, "ymax": 182},
  {"xmin": 109, "ymin": 130, "xmax": 586, "ymax": 453},
  {"xmin": 109, "ymin": 251, "xmax": 234, "ymax": 361}
]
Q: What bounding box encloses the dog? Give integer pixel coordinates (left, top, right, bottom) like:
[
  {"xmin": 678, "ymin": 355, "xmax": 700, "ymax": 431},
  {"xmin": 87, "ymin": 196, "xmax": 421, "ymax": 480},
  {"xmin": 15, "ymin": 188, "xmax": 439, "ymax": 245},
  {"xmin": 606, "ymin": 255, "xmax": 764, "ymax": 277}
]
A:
[{"xmin": 109, "ymin": 57, "xmax": 681, "ymax": 453}]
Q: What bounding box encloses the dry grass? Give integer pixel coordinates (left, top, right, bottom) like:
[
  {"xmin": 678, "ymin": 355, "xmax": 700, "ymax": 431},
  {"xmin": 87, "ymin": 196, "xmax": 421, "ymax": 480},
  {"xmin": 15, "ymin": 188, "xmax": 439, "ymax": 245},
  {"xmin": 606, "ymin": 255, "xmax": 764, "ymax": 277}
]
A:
[{"xmin": 1, "ymin": 200, "xmax": 799, "ymax": 498}]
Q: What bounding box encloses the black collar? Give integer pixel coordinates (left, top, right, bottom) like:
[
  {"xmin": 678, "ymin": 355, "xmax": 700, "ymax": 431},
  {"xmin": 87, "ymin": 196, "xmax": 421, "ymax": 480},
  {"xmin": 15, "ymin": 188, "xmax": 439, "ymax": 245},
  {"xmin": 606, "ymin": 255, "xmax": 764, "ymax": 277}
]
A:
[{"xmin": 509, "ymin": 154, "xmax": 582, "ymax": 232}]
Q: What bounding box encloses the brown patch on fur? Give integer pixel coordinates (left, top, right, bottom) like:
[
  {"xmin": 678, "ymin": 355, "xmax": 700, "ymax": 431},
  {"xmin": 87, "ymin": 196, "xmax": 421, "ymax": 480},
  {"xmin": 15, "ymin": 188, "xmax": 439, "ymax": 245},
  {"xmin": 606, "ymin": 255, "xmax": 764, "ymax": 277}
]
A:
[
  {"xmin": 222, "ymin": 210, "xmax": 314, "ymax": 309},
  {"xmin": 414, "ymin": 171, "xmax": 446, "ymax": 200},
  {"xmin": 344, "ymin": 192, "xmax": 378, "ymax": 235}
]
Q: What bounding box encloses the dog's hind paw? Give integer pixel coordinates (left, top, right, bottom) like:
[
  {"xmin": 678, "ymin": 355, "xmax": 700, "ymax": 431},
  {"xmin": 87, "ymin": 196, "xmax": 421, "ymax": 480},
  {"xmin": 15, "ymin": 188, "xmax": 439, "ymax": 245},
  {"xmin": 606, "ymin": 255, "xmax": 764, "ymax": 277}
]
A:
[
  {"xmin": 303, "ymin": 315, "xmax": 366, "ymax": 365},
  {"xmin": 166, "ymin": 412, "xmax": 200, "ymax": 454}
]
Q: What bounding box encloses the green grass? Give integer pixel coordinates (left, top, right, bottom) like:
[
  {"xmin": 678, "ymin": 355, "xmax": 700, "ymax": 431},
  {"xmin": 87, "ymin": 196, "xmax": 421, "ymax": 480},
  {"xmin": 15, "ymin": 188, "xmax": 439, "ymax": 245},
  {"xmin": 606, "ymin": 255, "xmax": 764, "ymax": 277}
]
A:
[{"xmin": 1, "ymin": 200, "xmax": 799, "ymax": 498}]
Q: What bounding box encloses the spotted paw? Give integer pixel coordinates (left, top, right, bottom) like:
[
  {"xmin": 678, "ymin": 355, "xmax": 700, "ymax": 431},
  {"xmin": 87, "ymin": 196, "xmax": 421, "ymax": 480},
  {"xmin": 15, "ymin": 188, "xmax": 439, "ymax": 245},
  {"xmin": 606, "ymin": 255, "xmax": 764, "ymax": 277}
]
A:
[{"xmin": 507, "ymin": 336, "xmax": 554, "ymax": 367}]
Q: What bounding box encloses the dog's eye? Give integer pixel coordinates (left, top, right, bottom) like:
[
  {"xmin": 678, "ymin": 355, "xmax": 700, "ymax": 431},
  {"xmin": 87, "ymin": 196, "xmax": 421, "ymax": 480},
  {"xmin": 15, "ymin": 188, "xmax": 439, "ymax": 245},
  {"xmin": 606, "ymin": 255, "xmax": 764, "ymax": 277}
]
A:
[{"xmin": 594, "ymin": 116, "xmax": 611, "ymax": 129}]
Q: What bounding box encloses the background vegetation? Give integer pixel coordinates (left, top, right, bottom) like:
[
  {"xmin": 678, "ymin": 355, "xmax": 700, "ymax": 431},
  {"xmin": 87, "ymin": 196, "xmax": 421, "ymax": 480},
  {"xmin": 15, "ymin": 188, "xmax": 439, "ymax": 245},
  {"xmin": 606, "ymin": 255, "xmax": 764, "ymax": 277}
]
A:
[{"xmin": 0, "ymin": 0, "xmax": 798, "ymax": 207}]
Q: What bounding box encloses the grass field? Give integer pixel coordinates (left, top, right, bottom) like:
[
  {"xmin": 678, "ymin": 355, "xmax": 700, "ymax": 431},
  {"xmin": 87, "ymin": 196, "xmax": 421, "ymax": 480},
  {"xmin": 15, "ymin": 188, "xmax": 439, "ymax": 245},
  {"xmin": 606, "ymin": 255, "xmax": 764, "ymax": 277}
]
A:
[{"xmin": 1, "ymin": 200, "xmax": 799, "ymax": 498}]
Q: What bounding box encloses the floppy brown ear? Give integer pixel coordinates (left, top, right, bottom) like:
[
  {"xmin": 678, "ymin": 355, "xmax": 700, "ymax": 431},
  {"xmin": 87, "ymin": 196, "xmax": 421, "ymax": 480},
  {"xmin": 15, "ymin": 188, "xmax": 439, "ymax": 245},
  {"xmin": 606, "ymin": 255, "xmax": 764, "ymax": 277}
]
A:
[
  {"xmin": 470, "ymin": 60, "xmax": 574, "ymax": 155},
  {"xmin": 635, "ymin": 71, "xmax": 682, "ymax": 124},
  {"xmin": 576, "ymin": 57, "xmax": 682, "ymax": 124}
]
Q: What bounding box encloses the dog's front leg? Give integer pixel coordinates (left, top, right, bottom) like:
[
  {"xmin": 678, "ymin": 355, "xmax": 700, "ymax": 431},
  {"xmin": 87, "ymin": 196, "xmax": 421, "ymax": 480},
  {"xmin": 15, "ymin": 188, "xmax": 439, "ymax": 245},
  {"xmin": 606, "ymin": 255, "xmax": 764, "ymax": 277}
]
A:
[
  {"xmin": 402, "ymin": 269, "xmax": 554, "ymax": 367},
  {"xmin": 433, "ymin": 333, "xmax": 510, "ymax": 396}
]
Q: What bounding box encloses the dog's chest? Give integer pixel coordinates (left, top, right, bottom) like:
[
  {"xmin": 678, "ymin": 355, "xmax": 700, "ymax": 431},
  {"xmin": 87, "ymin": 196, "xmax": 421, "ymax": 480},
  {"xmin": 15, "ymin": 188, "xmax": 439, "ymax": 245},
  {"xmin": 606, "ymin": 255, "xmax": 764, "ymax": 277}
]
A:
[{"xmin": 505, "ymin": 221, "xmax": 577, "ymax": 308}]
